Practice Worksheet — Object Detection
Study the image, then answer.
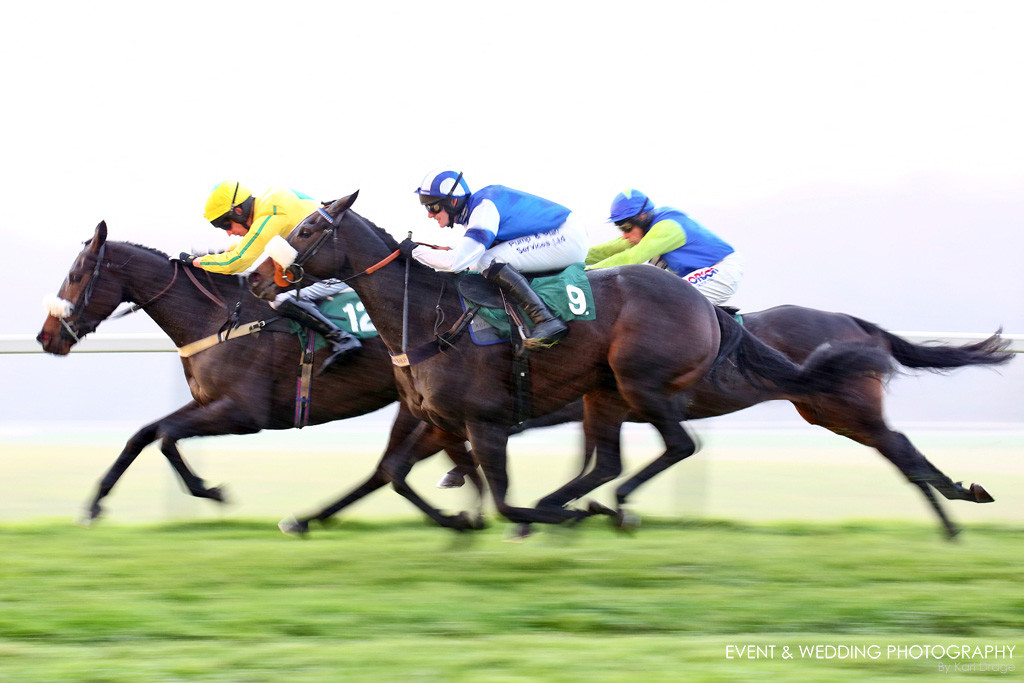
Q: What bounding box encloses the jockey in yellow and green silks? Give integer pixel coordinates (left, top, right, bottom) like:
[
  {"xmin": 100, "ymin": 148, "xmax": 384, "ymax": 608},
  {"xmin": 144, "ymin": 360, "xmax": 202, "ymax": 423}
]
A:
[
  {"xmin": 193, "ymin": 181, "xmax": 361, "ymax": 372},
  {"xmin": 198, "ymin": 182, "xmax": 320, "ymax": 274}
]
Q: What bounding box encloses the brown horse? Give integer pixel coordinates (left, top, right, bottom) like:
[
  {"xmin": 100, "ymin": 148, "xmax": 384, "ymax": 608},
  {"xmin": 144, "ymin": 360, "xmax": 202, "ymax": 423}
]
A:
[
  {"xmin": 37, "ymin": 221, "xmax": 482, "ymax": 526},
  {"xmin": 439, "ymin": 305, "xmax": 1012, "ymax": 538},
  {"xmin": 248, "ymin": 192, "xmax": 892, "ymax": 530}
]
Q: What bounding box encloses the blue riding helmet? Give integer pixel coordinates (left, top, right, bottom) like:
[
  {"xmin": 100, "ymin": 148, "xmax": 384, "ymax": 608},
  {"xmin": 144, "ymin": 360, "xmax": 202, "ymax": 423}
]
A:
[
  {"xmin": 609, "ymin": 189, "xmax": 651, "ymax": 223},
  {"xmin": 414, "ymin": 169, "xmax": 471, "ymax": 204}
]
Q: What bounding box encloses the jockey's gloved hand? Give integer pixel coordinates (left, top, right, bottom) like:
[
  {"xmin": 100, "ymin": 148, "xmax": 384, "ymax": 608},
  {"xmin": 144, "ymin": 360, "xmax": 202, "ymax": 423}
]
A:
[
  {"xmin": 398, "ymin": 237, "xmax": 418, "ymax": 259},
  {"xmin": 175, "ymin": 252, "xmax": 193, "ymax": 262}
]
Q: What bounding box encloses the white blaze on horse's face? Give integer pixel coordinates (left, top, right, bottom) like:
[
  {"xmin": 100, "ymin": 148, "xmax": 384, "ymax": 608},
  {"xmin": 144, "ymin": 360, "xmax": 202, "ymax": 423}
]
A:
[{"xmin": 266, "ymin": 235, "xmax": 297, "ymax": 269}]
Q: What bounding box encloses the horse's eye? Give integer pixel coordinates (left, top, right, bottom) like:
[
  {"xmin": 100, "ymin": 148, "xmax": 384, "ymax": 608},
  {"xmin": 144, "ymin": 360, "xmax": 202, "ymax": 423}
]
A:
[
  {"xmin": 69, "ymin": 273, "xmax": 82, "ymax": 283},
  {"xmin": 298, "ymin": 228, "xmax": 312, "ymax": 239}
]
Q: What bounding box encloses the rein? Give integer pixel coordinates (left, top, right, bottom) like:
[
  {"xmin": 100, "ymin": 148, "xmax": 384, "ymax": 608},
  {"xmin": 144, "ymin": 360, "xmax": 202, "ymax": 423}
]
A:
[{"xmin": 281, "ymin": 205, "xmax": 460, "ymax": 366}]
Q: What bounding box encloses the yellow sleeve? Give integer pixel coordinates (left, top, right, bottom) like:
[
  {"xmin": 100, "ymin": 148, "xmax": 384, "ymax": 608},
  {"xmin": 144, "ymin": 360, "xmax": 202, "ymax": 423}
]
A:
[
  {"xmin": 197, "ymin": 212, "xmax": 292, "ymax": 274},
  {"xmin": 586, "ymin": 220, "xmax": 687, "ymax": 270}
]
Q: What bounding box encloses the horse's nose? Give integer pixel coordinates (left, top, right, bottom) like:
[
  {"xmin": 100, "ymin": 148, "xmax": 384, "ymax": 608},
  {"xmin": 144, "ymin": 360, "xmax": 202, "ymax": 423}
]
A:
[
  {"xmin": 248, "ymin": 271, "xmax": 261, "ymax": 284},
  {"xmin": 36, "ymin": 330, "xmax": 49, "ymax": 347}
]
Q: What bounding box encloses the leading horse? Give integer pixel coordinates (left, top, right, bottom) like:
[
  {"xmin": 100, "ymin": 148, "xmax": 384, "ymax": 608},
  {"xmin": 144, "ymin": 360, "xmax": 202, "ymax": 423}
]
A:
[
  {"xmin": 249, "ymin": 192, "xmax": 892, "ymax": 530},
  {"xmin": 37, "ymin": 221, "xmax": 482, "ymax": 526}
]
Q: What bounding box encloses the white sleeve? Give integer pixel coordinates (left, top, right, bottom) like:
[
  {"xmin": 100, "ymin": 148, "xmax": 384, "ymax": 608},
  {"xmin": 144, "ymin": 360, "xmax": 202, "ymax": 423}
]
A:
[{"xmin": 412, "ymin": 236, "xmax": 486, "ymax": 272}]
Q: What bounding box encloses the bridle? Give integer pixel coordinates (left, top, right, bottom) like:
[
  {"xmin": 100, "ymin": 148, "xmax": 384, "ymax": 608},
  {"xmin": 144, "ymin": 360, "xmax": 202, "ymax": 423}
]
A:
[
  {"xmin": 54, "ymin": 246, "xmax": 225, "ymax": 343},
  {"xmin": 55, "ymin": 243, "xmax": 110, "ymax": 342},
  {"xmin": 277, "ymin": 205, "xmax": 399, "ymax": 288}
]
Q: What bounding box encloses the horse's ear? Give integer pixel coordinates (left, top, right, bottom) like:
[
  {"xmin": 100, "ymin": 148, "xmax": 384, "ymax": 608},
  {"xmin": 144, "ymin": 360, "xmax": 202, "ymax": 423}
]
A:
[
  {"xmin": 90, "ymin": 221, "xmax": 108, "ymax": 252},
  {"xmin": 331, "ymin": 190, "xmax": 359, "ymax": 213}
]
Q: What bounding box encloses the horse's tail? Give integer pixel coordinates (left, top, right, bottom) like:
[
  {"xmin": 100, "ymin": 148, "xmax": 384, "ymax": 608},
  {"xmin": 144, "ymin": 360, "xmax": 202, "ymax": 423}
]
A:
[
  {"xmin": 711, "ymin": 306, "xmax": 893, "ymax": 396},
  {"xmin": 850, "ymin": 317, "xmax": 1014, "ymax": 371}
]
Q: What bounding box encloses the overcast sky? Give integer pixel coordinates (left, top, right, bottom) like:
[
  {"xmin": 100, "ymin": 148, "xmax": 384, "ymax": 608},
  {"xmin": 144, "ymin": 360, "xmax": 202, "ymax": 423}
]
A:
[{"xmin": 3, "ymin": 1, "xmax": 1022, "ymax": 428}]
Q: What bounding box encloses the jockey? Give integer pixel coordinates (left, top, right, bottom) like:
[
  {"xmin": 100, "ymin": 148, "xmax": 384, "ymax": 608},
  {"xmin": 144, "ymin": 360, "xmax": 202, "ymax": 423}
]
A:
[
  {"xmin": 402, "ymin": 169, "xmax": 589, "ymax": 350},
  {"xmin": 197, "ymin": 181, "xmax": 361, "ymax": 372},
  {"xmin": 586, "ymin": 189, "xmax": 744, "ymax": 306}
]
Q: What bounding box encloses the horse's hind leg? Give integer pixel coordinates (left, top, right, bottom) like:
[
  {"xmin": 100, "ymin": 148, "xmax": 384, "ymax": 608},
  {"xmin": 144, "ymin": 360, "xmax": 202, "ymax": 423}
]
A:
[{"xmin": 794, "ymin": 383, "xmax": 987, "ymax": 540}]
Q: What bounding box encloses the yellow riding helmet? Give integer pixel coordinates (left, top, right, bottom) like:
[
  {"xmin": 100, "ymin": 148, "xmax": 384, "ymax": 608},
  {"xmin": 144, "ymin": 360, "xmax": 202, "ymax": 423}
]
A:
[{"xmin": 203, "ymin": 181, "xmax": 254, "ymax": 223}]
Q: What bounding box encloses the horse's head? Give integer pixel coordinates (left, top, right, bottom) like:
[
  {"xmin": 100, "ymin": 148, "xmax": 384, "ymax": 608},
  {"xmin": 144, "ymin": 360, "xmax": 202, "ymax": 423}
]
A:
[
  {"xmin": 37, "ymin": 221, "xmax": 127, "ymax": 355},
  {"xmin": 249, "ymin": 191, "xmax": 365, "ymax": 301}
]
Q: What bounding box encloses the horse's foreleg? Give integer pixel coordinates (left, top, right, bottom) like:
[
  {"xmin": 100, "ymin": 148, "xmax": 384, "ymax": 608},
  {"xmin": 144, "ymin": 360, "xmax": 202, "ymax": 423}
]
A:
[
  {"xmin": 372, "ymin": 406, "xmax": 481, "ymax": 531},
  {"xmin": 443, "ymin": 442, "xmax": 487, "ymax": 523},
  {"xmin": 466, "ymin": 421, "xmax": 570, "ymax": 526},
  {"xmin": 153, "ymin": 398, "xmax": 262, "ymax": 501},
  {"xmin": 614, "ymin": 423, "xmax": 699, "ymax": 509},
  {"xmin": 535, "ymin": 390, "xmax": 627, "ymax": 516},
  {"xmin": 81, "ymin": 421, "xmax": 161, "ymax": 524},
  {"xmin": 159, "ymin": 439, "xmax": 227, "ymax": 503}
]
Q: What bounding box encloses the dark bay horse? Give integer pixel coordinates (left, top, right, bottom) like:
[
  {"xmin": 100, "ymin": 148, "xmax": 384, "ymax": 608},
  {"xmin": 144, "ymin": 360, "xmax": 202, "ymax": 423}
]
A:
[
  {"xmin": 439, "ymin": 305, "xmax": 1012, "ymax": 538},
  {"xmin": 248, "ymin": 192, "xmax": 892, "ymax": 530},
  {"xmin": 37, "ymin": 221, "xmax": 482, "ymax": 526}
]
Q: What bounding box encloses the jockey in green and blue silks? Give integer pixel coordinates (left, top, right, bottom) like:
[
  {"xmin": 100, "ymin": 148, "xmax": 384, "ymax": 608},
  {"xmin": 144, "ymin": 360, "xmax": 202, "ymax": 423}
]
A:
[
  {"xmin": 586, "ymin": 189, "xmax": 744, "ymax": 306},
  {"xmin": 406, "ymin": 169, "xmax": 590, "ymax": 350}
]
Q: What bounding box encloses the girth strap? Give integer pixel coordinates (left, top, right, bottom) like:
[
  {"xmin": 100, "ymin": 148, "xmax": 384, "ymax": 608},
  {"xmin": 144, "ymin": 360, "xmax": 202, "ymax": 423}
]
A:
[
  {"xmin": 390, "ymin": 305, "xmax": 480, "ymax": 367},
  {"xmin": 177, "ymin": 320, "xmax": 266, "ymax": 358}
]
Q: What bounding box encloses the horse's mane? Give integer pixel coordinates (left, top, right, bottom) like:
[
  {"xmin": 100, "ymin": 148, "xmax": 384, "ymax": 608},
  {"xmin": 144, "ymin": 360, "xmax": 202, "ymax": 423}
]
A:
[
  {"xmin": 114, "ymin": 241, "xmax": 170, "ymax": 260},
  {"xmin": 355, "ymin": 212, "xmax": 400, "ymax": 250},
  {"xmin": 108, "ymin": 241, "xmax": 251, "ymax": 292},
  {"xmin": 351, "ymin": 211, "xmax": 457, "ymax": 288}
]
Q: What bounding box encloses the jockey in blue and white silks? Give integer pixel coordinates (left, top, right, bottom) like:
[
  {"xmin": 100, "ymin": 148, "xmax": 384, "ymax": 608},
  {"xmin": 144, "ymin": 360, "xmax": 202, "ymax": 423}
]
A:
[{"xmin": 404, "ymin": 169, "xmax": 589, "ymax": 349}]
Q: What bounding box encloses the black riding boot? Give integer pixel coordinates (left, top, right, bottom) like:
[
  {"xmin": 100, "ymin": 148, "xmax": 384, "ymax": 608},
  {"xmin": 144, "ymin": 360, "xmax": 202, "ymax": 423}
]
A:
[
  {"xmin": 483, "ymin": 262, "xmax": 568, "ymax": 350},
  {"xmin": 276, "ymin": 297, "xmax": 361, "ymax": 373}
]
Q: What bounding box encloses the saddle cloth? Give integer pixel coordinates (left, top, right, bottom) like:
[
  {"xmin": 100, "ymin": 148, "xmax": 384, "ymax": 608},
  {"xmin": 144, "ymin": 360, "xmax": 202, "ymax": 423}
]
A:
[{"xmin": 458, "ymin": 263, "xmax": 596, "ymax": 345}]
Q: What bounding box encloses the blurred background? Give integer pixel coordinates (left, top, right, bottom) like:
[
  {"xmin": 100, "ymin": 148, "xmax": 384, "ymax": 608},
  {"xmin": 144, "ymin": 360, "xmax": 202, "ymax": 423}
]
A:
[{"xmin": 2, "ymin": 1, "xmax": 1021, "ymax": 523}]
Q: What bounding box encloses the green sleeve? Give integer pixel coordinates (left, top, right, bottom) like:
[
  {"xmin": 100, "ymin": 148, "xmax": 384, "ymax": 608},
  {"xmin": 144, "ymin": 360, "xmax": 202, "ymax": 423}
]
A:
[
  {"xmin": 585, "ymin": 236, "xmax": 631, "ymax": 265},
  {"xmin": 586, "ymin": 219, "xmax": 687, "ymax": 270}
]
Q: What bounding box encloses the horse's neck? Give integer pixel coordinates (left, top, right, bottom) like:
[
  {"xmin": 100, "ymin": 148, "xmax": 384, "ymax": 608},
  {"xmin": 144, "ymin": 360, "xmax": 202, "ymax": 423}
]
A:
[
  {"xmin": 124, "ymin": 257, "xmax": 236, "ymax": 347},
  {"xmin": 349, "ymin": 256, "xmax": 454, "ymax": 350}
]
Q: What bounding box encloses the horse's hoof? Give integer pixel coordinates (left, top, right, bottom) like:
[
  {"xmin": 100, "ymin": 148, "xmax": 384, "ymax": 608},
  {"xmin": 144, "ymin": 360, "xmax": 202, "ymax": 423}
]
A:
[
  {"xmin": 970, "ymin": 483, "xmax": 994, "ymax": 503},
  {"xmin": 615, "ymin": 508, "xmax": 641, "ymax": 533},
  {"xmin": 446, "ymin": 511, "xmax": 476, "ymax": 532},
  {"xmin": 587, "ymin": 500, "xmax": 617, "ymax": 517},
  {"xmin": 505, "ymin": 523, "xmax": 533, "ymax": 542},
  {"xmin": 74, "ymin": 513, "xmax": 96, "ymax": 528},
  {"xmin": 469, "ymin": 513, "xmax": 488, "ymax": 531},
  {"xmin": 278, "ymin": 515, "xmax": 310, "ymax": 537},
  {"xmin": 436, "ymin": 471, "xmax": 466, "ymax": 489},
  {"xmin": 205, "ymin": 485, "xmax": 229, "ymax": 504}
]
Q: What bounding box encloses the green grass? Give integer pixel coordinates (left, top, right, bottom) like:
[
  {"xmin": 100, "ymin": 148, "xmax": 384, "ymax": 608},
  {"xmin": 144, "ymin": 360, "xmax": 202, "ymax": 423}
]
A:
[{"xmin": 1, "ymin": 519, "xmax": 1021, "ymax": 681}]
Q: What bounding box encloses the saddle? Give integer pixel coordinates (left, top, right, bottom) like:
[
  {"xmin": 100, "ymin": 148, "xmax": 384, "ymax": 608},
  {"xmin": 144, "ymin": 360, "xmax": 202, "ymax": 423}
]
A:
[{"xmin": 456, "ymin": 264, "xmax": 596, "ymax": 345}]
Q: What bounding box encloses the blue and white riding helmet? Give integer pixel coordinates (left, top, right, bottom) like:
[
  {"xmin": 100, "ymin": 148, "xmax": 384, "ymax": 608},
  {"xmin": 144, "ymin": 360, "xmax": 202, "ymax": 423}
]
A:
[
  {"xmin": 414, "ymin": 169, "xmax": 471, "ymax": 211},
  {"xmin": 609, "ymin": 189, "xmax": 651, "ymax": 224}
]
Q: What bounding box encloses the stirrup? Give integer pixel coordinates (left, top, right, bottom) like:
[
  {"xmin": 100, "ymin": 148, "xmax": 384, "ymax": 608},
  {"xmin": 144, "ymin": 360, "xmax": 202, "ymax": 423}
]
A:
[
  {"xmin": 317, "ymin": 335, "xmax": 361, "ymax": 374},
  {"xmin": 523, "ymin": 319, "xmax": 568, "ymax": 350}
]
